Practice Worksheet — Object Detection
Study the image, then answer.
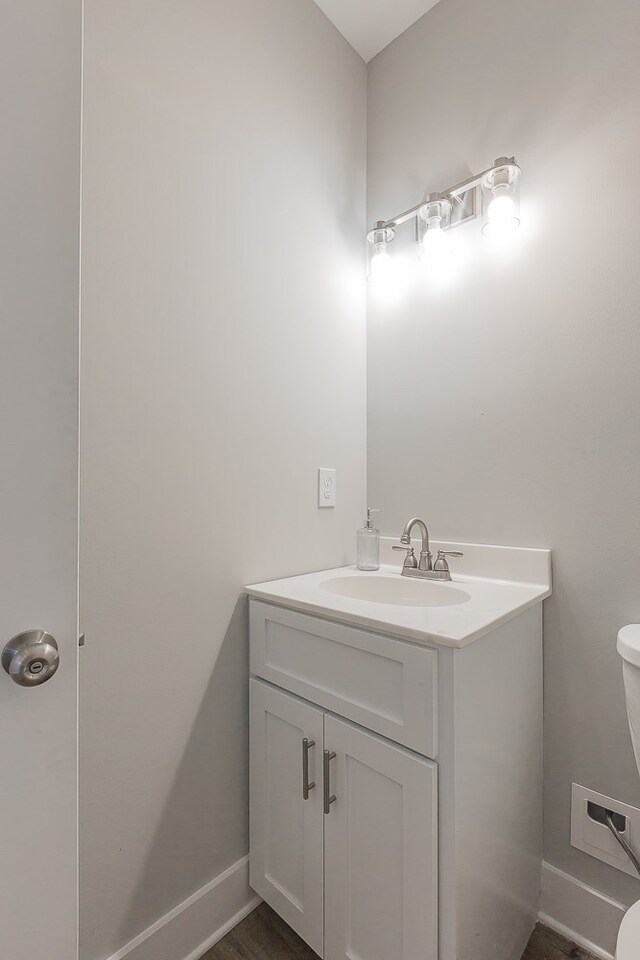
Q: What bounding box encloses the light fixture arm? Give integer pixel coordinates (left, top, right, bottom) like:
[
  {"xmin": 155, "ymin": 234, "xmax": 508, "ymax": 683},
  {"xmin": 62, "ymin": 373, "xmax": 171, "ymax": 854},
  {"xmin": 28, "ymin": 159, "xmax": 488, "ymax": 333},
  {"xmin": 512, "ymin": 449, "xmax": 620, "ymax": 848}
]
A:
[{"xmin": 369, "ymin": 156, "xmax": 519, "ymax": 234}]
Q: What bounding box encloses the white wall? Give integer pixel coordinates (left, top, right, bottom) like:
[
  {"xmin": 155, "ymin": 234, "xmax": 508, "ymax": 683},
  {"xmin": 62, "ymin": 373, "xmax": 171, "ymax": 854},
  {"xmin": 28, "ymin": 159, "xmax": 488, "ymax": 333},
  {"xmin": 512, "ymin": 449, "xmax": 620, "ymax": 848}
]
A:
[
  {"xmin": 79, "ymin": 2, "xmax": 366, "ymax": 956},
  {"xmin": 367, "ymin": 0, "xmax": 640, "ymax": 920}
]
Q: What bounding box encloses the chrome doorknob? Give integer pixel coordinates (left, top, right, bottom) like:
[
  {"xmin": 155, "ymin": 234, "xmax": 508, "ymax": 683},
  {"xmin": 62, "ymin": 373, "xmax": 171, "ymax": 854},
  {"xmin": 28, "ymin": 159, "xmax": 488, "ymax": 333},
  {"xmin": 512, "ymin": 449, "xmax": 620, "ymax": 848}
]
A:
[{"xmin": 2, "ymin": 631, "xmax": 59, "ymax": 687}]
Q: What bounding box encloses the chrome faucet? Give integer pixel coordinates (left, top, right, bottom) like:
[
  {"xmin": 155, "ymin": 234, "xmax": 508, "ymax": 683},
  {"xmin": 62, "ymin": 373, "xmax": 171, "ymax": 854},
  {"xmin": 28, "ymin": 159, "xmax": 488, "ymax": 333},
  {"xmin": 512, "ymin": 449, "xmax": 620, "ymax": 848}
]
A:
[
  {"xmin": 393, "ymin": 517, "xmax": 463, "ymax": 581},
  {"xmin": 393, "ymin": 517, "xmax": 432, "ymax": 573}
]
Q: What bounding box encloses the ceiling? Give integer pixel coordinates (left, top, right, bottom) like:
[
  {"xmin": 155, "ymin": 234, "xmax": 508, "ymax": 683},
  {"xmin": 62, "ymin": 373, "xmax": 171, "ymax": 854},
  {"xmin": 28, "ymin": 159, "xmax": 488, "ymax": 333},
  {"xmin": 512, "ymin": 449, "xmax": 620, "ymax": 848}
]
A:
[{"xmin": 313, "ymin": 0, "xmax": 443, "ymax": 62}]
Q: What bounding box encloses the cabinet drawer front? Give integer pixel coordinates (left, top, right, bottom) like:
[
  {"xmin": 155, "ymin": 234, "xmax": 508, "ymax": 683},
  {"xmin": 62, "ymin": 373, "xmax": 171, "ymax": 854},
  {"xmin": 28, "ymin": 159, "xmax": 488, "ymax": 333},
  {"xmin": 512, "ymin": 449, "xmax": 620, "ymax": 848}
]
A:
[{"xmin": 250, "ymin": 600, "xmax": 438, "ymax": 757}]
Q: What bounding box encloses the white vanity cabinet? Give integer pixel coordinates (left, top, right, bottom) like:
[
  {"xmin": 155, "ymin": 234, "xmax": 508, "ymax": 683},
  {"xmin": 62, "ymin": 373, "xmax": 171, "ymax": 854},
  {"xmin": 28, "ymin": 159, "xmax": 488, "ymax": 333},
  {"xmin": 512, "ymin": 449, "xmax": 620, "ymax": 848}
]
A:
[{"xmin": 248, "ymin": 594, "xmax": 544, "ymax": 960}]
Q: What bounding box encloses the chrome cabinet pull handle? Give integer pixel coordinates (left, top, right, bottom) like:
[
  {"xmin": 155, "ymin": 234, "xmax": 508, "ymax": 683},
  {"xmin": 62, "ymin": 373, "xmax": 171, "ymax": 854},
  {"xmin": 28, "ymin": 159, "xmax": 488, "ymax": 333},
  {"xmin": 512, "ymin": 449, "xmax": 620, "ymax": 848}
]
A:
[
  {"xmin": 323, "ymin": 749, "xmax": 337, "ymax": 814},
  {"xmin": 302, "ymin": 738, "xmax": 315, "ymax": 800}
]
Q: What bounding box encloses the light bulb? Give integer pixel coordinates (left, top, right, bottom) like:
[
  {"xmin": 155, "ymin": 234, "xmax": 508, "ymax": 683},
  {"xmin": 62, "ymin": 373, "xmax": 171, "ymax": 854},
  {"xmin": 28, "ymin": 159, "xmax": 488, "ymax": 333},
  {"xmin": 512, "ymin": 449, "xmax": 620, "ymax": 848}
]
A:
[
  {"xmin": 370, "ymin": 242, "xmax": 391, "ymax": 282},
  {"xmin": 421, "ymin": 217, "xmax": 452, "ymax": 275},
  {"xmin": 423, "ymin": 218, "xmax": 447, "ymax": 251},
  {"xmin": 484, "ymin": 193, "xmax": 519, "ymax": 240},
  {"xmin": 488, "ymin": 193, "xmax": 514, "ymax": 221},
  {"xmin": 369, "ymin": 241, "xmax": 400, "ymax": 301}
]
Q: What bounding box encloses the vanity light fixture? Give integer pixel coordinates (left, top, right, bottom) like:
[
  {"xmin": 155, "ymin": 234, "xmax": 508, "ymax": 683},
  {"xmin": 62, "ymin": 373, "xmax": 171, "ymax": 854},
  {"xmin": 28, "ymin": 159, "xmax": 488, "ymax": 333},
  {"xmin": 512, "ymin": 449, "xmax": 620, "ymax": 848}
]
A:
[{"xmin": 366, "ymin": 156, "xmax": 521, "ymax": 282}]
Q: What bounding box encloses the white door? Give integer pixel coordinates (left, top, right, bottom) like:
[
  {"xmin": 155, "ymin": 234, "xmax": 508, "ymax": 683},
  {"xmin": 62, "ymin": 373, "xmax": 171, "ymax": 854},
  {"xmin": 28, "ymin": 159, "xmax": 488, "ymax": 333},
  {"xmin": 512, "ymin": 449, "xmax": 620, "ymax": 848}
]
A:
[
  {"xmin": 250, "ymin": 679, "xmax": 324, "ymax": 955},
  {"xmin": 0, "ymin": 2, "xmax": 81, "ymax": 959},
  {"xmin": 324, "ymin": 716, "xmax": 438, "ymax": 960}
]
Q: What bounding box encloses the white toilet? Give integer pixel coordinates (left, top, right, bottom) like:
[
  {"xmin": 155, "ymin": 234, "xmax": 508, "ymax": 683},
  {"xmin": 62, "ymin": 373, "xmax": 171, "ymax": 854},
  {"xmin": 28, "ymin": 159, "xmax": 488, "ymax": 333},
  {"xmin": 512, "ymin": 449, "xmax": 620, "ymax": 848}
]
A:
[{"xmin": 615, "ymin": 625, "xmax": 640, "ymax": 958}]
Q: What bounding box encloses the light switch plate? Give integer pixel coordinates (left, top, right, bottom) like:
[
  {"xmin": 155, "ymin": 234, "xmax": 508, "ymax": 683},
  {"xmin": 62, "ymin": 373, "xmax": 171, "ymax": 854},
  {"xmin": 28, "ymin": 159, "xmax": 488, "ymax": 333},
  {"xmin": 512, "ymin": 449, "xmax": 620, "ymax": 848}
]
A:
[
  {"xmin": 571, "ymin": 782, "xmax": 640, "ymax": 877},
  {"xmin": 318, "ymin": 468, "xmax": 336, "ymax": 508}
]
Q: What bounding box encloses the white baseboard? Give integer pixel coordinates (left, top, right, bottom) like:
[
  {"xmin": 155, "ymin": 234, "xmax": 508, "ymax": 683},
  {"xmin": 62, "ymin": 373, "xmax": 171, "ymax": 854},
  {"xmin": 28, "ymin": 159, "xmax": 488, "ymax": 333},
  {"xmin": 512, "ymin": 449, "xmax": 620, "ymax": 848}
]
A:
[
  {"xmin": 102, "ymin": 856, "xmax": 628, "ymax": 960},
  {"xmin": 107, "ymin": 856, "xmax": 261, "ymax": 960},
  {"xmin": 539, "ymin": 861, "xmax": 627, "ymax": 959}
]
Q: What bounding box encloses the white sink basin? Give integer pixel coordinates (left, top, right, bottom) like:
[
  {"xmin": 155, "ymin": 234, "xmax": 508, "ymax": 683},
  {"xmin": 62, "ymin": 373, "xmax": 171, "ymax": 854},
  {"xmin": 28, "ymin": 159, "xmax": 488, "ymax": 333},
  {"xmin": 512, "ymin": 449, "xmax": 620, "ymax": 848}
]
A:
[{"xmin": 321, "ymin": 575, "xmax": 470, "ymax": 607}]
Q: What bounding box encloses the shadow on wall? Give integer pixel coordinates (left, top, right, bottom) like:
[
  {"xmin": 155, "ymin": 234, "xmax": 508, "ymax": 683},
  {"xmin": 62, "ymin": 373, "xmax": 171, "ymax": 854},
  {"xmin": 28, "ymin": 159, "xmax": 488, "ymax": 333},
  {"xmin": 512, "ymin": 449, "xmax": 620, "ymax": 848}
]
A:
[{"xmin": 119, "ymin": 597, "xmax": 250, "ymax": 945}]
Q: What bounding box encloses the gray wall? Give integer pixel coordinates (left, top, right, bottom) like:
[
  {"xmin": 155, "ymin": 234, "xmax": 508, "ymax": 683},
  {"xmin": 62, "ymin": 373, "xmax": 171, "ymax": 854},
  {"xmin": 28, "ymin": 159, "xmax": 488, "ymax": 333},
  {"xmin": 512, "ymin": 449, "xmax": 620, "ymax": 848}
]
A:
[
  {"xmin": 79, "ymin": 2, "xmax": 366, "ymax": 956},
  {"xmin": 367, "ymin": 0, "xmax": 640, "ymax": 908}
]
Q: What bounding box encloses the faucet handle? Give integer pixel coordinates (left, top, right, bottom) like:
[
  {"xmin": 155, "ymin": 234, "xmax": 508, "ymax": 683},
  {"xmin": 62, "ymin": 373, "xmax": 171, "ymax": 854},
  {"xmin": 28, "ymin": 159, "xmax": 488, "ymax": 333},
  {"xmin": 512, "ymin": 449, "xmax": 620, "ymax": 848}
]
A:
[
  {"xmin": 434, "ymin": 549, "xmax": 463, "ymax": 574},
  {"xmin": 393, "ymin": 544, "xmax": 418, "ymax": 568}
]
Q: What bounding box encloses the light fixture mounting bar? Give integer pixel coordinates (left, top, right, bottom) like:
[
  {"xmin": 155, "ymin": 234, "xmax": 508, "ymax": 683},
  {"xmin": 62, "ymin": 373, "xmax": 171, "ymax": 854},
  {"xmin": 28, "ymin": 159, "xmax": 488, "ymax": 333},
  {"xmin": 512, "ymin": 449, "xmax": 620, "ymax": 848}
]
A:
[{"xmin": 371, "ymin": 156, "xmax": 517, "ymax": 234}]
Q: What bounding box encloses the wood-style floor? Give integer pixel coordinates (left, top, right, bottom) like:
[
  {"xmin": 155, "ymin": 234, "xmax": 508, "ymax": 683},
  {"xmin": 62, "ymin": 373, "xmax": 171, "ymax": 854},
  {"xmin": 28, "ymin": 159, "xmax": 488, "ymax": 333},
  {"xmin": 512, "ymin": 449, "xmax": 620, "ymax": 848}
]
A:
[
  {"xmin": 202, "ymin": 902, "xmax": 599, "ymax": 960},
  {"xmin": 522, "ymin": 923, "xmax": 599, "ymax": 960}
]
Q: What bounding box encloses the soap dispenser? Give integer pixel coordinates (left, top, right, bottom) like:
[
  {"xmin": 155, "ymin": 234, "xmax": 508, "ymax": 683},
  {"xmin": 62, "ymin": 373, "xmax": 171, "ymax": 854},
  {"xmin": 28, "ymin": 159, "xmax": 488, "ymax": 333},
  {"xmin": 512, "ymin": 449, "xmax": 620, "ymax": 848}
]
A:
[{"xmin": 357, "ymin": 508, "xmax": 381, "ymax": 571}]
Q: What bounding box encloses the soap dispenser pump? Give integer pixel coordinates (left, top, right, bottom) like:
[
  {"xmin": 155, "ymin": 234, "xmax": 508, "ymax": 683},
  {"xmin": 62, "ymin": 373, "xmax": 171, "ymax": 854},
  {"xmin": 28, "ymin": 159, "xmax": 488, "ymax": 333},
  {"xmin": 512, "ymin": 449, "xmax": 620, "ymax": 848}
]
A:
[{"xmin": 357, "ymin": 508, "xmax": 381, "ymax": 571}]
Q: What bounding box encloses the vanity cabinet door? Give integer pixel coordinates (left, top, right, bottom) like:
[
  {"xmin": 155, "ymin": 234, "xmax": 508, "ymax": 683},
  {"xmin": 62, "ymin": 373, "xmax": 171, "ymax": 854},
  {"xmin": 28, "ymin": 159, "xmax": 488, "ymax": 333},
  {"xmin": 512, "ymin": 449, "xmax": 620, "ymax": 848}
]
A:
[
  {"xmin": 250, "ymin": 679, "xmax": 324, "ymax": 955},
  {"xmin": 323, "ymin": 715, "xmax": 438, "ymax": 960}
]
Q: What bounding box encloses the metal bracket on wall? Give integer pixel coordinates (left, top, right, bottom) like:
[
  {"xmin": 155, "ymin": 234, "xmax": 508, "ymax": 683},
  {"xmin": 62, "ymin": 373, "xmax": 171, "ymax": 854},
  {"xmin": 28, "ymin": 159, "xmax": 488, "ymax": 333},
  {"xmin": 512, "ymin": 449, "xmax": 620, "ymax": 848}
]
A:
[{"xmin": 450, "ymin": 187, "xmax": 476, "ymax": 228}]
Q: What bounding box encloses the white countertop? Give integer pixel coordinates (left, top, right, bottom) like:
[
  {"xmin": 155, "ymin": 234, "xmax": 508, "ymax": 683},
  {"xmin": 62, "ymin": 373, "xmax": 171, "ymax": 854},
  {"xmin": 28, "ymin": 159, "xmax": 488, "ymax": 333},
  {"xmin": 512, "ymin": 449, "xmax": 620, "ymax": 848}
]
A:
[{"xmin": 245, "ymin": 539, "xmax": 551, "ymax": 648}]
